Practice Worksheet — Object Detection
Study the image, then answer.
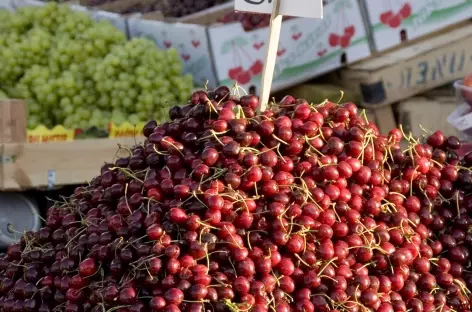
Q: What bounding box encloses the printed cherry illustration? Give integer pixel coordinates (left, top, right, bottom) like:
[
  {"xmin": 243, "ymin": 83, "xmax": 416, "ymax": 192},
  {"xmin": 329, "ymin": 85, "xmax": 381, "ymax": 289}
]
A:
[
  {"xmin": 253, "ymin": 42, "xmax": 264, "ymax": 50},
  {"xmin": 388, "ymin": 13, "xmax": 402, "ymax": 28},
  {"xmin": 399, "ymin": 2, "xmax": 412, "ymax": 19},
  {"xmin": 237, "ymin": 70, "xmax": 252, "ymax": 84},
  {"xmin": 380, "ymin": 10, "xmax": 394, "ymax": 25},
  {"xmin": 328, "ymin": 33, "xmax": 340, "ymax": 47},
  {"xmin": 340, "ymin": 34, "xmax": 351, "ymax": 48},
  {"xmin": 317, "ymin": 49, "xmax": 327, "ymax": 57},
  {"xmin": 277, "ymin": 48, "xmax": 286, "ymax": 57},
  {"xmin": 164, "ymin": 40, "xmax": 172, "ymax": 48},
  {"xmin": 191, "ymin": 40, "xmax": 200, "ymax": 48},
  {"xmin": 344, "ymin": 25, "xmax": 355, "ymax": 38},
  {"xmin": 292, "ymin": 32, "xmax": 302, "ymax": 41},
  {"xmin": 228, "ymin": 66, "xmax": 244, "ymax": 80},
  {"xmin": 181, "ymin": 54, "xmax": 191, "ymax": 61},
  {"xmin": 250, "ymin": 60, "xmax": 263, "ymax": 76}
]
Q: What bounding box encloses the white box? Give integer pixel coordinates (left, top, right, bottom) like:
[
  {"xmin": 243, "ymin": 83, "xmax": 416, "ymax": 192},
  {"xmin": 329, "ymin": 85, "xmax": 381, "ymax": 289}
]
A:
[
  {"xmin": 208, "ymin": 0, "xmax": 371, "ymax": 92},
  {"xmin": 127, "ymin": 18, "xmax": 218, "ymax": 88},
  {"xmin": 0, "ymin": 0, "xmax": 14, "ymax": 11},
  {"xmin": 363, "ymin": 0, "xmax": 472, "ymax": 52}
]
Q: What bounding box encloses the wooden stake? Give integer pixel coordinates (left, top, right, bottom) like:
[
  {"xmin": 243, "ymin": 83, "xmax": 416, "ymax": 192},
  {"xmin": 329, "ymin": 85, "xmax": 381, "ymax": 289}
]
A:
[{"xmin": 257, "ymin": 0, "xmax": 282, "ymax": 113}]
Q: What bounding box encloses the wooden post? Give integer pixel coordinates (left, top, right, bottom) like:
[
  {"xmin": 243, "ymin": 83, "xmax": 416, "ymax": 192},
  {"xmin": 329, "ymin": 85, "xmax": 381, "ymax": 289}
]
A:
[{"xmin": 257, "ymin": 0, "xmax": 282, "ymax": 113}]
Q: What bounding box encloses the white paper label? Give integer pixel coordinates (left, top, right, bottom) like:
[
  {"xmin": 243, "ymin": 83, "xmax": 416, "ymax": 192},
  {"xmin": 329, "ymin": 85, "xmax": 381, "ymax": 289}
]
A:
[
  {"xmin": 235, "ymin": 0, "xmax": 323, "ymax": 18},
  {"xmin": 448, "ymin": 103, "xmax": 472, "ymax": 131}
]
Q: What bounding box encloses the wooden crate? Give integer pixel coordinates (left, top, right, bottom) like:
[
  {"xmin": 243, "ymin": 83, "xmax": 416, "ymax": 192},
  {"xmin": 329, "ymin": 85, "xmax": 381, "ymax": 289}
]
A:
[
  {"xmin": 339, "ymin": 22, "xmax": 472, "ymax": 109},
  {"xmin": 0, "ymin": 137, "xmax": 144, "ymax": 190}
]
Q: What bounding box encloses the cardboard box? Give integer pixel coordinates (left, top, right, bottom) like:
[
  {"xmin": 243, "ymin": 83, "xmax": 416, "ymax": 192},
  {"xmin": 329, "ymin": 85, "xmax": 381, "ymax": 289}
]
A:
[
  {"xmin": 398, "ymin": 96, "xmax": 459, "ymax": 138},
  {"xmin": 340, "ymin": 23, "xmax": 472, "ymax": 108},
  {"xmin": 368, "ymin": 105, "xmax": 397, "ymax": 136},
  {"xmin": 127, "ymin": 18, "xmax": 218, "ymax": 88},
  {"xmin": 208, "ymin": 0, "xmax": 371, "ymax": 93},
  {"xmin": 363, "ymin": 0, "xmax": 472, "ymax": 52},
  {"xmin": 0, "ymin": 100, "xmax": 27, "ymax": 144}
]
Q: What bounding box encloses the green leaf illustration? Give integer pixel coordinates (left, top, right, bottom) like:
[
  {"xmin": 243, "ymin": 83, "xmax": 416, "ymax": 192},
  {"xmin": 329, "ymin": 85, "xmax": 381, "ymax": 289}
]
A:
[
  {"xmin": 221, "ymin": 37, "xmax": 249, "ymax": 54},
  {"xmin": 334, "ymin": 0, "xmax": 352, "ymax": 12}
]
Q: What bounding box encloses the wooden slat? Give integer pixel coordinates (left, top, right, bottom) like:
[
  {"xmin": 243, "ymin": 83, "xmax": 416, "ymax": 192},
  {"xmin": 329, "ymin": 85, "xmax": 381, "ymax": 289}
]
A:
[{"xmin": 0, "ymin": 138, "xmax": 144, "ymax": 190}]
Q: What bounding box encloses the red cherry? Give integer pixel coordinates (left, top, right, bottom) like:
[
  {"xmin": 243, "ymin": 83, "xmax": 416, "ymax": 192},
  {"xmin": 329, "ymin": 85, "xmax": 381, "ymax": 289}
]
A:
[{"xmin": 78, "ymin": 258, "xmax": 97, "ymax": 277}]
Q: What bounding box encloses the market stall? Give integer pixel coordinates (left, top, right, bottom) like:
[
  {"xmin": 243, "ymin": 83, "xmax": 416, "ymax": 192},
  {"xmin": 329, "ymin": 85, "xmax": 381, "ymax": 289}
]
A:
[{"xmin": 0, "ymin": 0, "xmax": 472, "ymax": 311}]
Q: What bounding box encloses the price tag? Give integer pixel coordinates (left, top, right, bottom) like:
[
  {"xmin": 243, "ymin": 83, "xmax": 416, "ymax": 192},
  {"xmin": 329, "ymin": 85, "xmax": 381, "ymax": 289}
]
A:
[
  {"xmin": 235, "ymin": 0, "xmax": 323, "ymax": 18},
  {"xmin": 47, "ymin": 170, "xmax": 56, "ymax": 191}
]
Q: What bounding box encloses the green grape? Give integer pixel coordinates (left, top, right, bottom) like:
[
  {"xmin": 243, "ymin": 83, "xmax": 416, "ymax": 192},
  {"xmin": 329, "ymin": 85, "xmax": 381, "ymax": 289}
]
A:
[{"xmin": 0, "ymin": 2, "xmax": 194, "ymax": 129}]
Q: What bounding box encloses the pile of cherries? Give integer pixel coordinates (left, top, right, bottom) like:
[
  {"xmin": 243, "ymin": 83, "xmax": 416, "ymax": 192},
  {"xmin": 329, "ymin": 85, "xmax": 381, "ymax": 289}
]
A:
[{"xmin": 1, "ymin": 86, "xmax": 472, "ymax": 312}]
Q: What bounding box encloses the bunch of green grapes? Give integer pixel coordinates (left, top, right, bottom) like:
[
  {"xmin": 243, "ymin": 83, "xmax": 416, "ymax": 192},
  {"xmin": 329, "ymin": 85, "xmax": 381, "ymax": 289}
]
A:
[
  {"xmin": 0, "ymin": 2, "xmax": 193, "ymax": 130},
  {"xmin": 92, "ymin": 38, "xmax": 193, "ymax": 123}
]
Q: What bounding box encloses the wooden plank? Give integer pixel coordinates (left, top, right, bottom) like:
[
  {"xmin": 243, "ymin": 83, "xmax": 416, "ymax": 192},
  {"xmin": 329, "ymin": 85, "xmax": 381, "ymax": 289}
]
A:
[
  {"xmin": 340, "ymin": 22, "xmax": 472, "ymax": 109},
  {"xmin": 0, "ymin": 138, "xmax": 144, "ymax": 190}
]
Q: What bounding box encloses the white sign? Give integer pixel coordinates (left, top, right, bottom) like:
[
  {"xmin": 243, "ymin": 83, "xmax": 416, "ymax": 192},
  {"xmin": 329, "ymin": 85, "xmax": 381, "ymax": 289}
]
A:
[{"xmin": 235, "ymin": 0, "xmax": 323, "ymax": 18}]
